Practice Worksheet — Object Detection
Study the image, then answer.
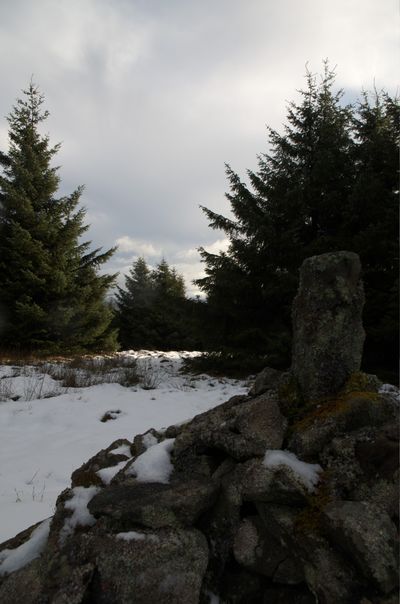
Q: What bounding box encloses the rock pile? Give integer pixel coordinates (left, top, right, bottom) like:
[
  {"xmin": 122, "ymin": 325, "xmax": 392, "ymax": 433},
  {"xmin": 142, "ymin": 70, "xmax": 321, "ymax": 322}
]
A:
[{"xmin": 0, "ymin": 252, "xmax": 398, "ymax": 604}]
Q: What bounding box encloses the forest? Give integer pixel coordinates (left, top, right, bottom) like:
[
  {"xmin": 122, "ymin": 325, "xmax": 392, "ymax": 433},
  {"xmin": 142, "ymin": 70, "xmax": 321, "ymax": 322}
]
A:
[{"xmin": 0, "ymin": 66, "xmax": 398, "ymax": 380}]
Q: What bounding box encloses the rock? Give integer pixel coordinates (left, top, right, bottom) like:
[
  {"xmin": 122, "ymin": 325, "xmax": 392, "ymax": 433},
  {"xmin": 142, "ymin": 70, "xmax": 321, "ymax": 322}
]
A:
[
  {"xmin": 288, "ymin": 391, "xmax": 396, "ymax": 458},
  {"xmin": 42, "ymin": 527, "xmax": 208, "ymax": 604},
  {"xmin": 219, "ymin": 567, "xmax": 265, "ymax": 603},
  {"xmin": 238, "ymin": 459, "xmax": 310, "ymax": 506},
  {"xmin": 322, "ymin": 501, "xmax": 399, "ymax": 594},
  {"xmin": 88, "ymin": 478, "xmax": 218, "ymax": 529},
  {"xmin": 301, "ymin": 537, "xmax": 360, "ymax": 604},
  {"xmin": 263, "ymin": 586, "xmax": 315, "ymax": 604},
  {"xmin": 71, "ymin": 438, "xmax": 132, "ymax": 488},
  {"xmin": 132, "ymin": 428, "xmax": 163, "ymax": 456},
  {"xmin": 319, "ymin": 423, "xmax": 399, "ymax": 518},
  {"xmin": 249, "ymin": 366, "xmax": 284, "ymax": 396},
  {"xmin": 292, "ymin": 251, "xmax": 365, "ymax": 401},
  {"xmin": 84, "ymin": 527, "xmax": 208, "ymax": 604},
  {"xmin": 233, "ymin": 516, "xmax": 303, "ymax": 583},
  {"xmin": 354, "ymin": 427, "xmax": 399, "ymax": 480},
  {"xmin": 257, "ymin": 504, "xmax": 362, "ymax": 604},
  {"xmin": 173, "ymin": 392, "xmax": 287, "ymax": 463},
  {"xmin": 235, "ymin": 394, "xmax": 288, "ymax": 451},
  {"xmin": 201, "ymin": 484, "xmax": 242, "ymax": 591},
  {"xmin": 0, "ymin": 559, "xmax": 43, "ymax": 604}
]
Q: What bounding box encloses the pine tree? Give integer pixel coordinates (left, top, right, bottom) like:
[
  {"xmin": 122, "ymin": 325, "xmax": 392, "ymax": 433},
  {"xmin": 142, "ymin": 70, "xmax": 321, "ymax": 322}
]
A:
[{"xmin": 0, "ymin": 82, "xmax": 118, "ymax": 353}]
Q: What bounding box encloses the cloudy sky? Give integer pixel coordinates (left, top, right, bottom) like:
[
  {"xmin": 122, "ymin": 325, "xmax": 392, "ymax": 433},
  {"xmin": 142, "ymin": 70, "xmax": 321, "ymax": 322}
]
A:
[{"xmin": 0, "ymin": 0, "xmax": 398, "ymax": 295}]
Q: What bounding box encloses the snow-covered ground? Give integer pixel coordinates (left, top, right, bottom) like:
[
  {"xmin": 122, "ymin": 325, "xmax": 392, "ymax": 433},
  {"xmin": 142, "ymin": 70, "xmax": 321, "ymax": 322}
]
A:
[{"xmin": 0, "ymin": 351, "xmax": 249, "ymax": 543}]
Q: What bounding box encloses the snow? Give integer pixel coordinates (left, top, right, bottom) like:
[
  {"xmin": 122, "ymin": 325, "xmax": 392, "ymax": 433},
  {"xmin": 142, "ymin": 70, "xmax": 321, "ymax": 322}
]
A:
[
  {"xmin": 109, "ymin": 444, "xmax": 131, "ymax": 456},
  {"xmin": 96, "ymin": 460, "xmax": 129, "ymax": 485},
  {"xmin": 379, "ymin": 383, "xmax": 400, "ymax": 402},
  {"xmin": 0, "ymin": 350, "xmax": 248, "ymax": 542},
  {"xmin": 60, "ymin": 486, "xmax": 100, "ymax": 541},
  {"xmin": 263, "ymin": 449, "xmax": 322, "ymax": 492},
  {"xmin": 0, "ymin": 517, "xmax": 51, "ymax": 576},
  {"xmin": 142, "ymin": 432, "xmax": 158, "ymax": 449},
  {"xmin": 128, "ymin": 438, "xmax": 175, "ymax": 483},
  {"xmin": 115, "ymin": 530, "xmax": 158, "ymax": 543}
]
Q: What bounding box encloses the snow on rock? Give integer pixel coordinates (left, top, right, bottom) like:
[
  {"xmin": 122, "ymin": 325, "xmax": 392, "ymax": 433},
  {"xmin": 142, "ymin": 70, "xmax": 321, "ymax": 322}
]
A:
[
  {"xmin": 115, "ymin": 531, "xmax": 159, "ymax": 543},
  {"xmin": 263, "ymin": 449, "xmax": 322, "ymax": 492},
  {"xmin": 379, "ymin": 383, "xmax": 400, "ymax": 402},
  {"xmin": 109, "ymin": 444, "xmax": 132, "ymax": 457},
  {"xmin": 0, "ymin": 517, "xmax": 51, "ymax": 576},
  {"xmin": 96, "ymin": 460, "xmax": 130, "ymax": 485},
  {"xmin": 127, "ymin": 438, "xmax": 175, "ymax": 484},
  {"xmin": 60, "ymin": 486, "xmax": 100, "ymax": 541},
  {"xmin": 142, "ymin": 432, "xmax": 158, "ymax": 449}
]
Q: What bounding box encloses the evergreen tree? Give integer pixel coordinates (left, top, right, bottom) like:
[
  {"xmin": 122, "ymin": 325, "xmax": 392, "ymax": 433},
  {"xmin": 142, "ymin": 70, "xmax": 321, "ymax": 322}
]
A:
[
  {"xmin": 346, "ymin": 91, "xmax": 399, "ymax": 374},
  {"xmin": 116, "ymin": 257, "xmax": 155, "ymax": 349},
  {"xmin": 196, "ymin": 65, "xmax": 398, "ymax": 374},
  {"xmin": 116, "ymin": 257, "xmax": 200, "ymax": 350},
  {"xmin": 0, "ymin": 82, "xmax": 117, "ymax": 353}
]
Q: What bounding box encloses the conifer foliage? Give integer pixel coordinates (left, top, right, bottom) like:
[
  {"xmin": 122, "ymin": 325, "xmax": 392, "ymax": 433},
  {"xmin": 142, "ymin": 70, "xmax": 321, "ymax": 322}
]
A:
[
  {"xmin": 196, "ymin": 64, "xmax": 399, "ymax": 375},
  {"xmin": 116, "ymin": 257, "xmax": 199, "ymax": 350},
  {"xmin": 0, "ymin": 83, "xmax": 117, "ymax": 353}
]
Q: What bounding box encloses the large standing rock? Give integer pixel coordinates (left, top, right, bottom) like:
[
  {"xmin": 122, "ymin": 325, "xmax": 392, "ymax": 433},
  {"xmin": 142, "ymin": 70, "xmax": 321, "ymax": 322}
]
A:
[{"xmin": 292, "ymin": 251, "xmax": 365, "ymax": 400}]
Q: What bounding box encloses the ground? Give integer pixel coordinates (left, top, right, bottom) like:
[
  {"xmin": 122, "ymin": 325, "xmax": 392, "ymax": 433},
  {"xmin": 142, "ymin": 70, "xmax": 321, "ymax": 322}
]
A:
[{"xmin": 0, "ymin": 351, "xmax": 248, "ymax": 543}]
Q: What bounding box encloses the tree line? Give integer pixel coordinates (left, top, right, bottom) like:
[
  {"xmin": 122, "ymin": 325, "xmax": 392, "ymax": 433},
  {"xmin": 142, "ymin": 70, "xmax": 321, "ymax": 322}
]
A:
[{"xmin": 0, "ymin": 67, "xmax": 398, "ymax": 379}]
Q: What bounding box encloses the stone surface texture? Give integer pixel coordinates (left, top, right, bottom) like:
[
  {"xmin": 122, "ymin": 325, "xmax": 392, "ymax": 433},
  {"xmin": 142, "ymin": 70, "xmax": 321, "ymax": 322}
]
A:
[{"xmin": 292, "ymin": 251, "xmax": 365, "ymax": 401}]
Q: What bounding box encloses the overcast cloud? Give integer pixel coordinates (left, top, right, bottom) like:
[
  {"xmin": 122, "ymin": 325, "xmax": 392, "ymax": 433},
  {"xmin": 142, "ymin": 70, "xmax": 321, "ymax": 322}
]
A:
[{"xmin": 0, "ymin": 0, "xmax": 398, "ymax": 295}]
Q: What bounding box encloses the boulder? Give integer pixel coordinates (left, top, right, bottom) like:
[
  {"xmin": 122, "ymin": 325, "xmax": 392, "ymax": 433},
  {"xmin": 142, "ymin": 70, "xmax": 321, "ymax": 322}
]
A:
[
  {"xmin": 236, "ymin": 459, "xmax": 310, "ymax": 506},
  {"xmin": 233, "ymin": 516, "xmax": 303, "ymax": 583},
  {"xmin": 292, "ymin": 251, "xmax": 365, "ymax": 401},
  {"xmin": 173, "ymin": 392, "xmax": 287, "ymax": 463},
  {"xmin": 249, "ymin": 366, "xmax": 284, "ymax": 396},
  {"xmin": 288, "ymin": 391, "xmax": 396, "ymax": 458},
  {"xmin": 322, "ymin": 501, "xmax": 399, "ymax": 594},
  {"xmin": 88, "ymin": 478, "xmax": 218, "ymax": 530},
  {"xmin": 82, "ymin": 527, "xmax": 208, "ymax": 604}
]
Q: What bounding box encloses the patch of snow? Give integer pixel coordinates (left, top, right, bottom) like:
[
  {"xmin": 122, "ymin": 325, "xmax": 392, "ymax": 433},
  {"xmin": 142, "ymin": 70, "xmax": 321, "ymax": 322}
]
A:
[
  {"xmin": 109, "ymin": 444, "xmax": 131, "ymax": 457},
  {"xmin": 96, "ymin": 460, "xmax": 129, "ymax": 485},
  {"xmin": 128, "ymin": 438, "xmax": 175, "ymax": 483},
  {"xmin": 142, "ymin": 432, "xmax": 158, "ymax": 449},
  {"xmin": 263, "ymin": 449, "xmax": 322, "ymax": 492},
  {"xmin": 60, "ymin": 486, "xmax": 100, "ymax": 541},
  {"xmin": 0, "ymin": 350, "xmax": 248, "ymax": 542},
  {"xmin": 115, "ymin": 530, "xmax": 158, "ymax": 543},
  {"xmin": 0, "ymin": 517, "xmax": 51, "ymax": 576},
  {"xmin": 379, "ymin": 383, "xmax": 399, "ymax": 402}
]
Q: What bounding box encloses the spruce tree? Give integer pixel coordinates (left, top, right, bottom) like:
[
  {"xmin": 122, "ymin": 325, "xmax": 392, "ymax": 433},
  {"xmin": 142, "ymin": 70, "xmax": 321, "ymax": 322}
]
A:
[
  {"xmin": 116, "ymin": 258, "xmax": 196, "ymax": 350},
  {"xmin": 116, "ymin": 257, "xmax": 155, "ymax": 349},
  {"xmin": 347, "ymin": 91, "xmax": 399, "ymax": 374},
  {"xmin": 0, "ymin": 82, "xmax": 117, "ymax": 353},
  {"xmin": 196, "ymin": 65, "xmax": 398, "ymax": 375},
  {"xmin": 197, "ymin": 64, "xmax": 353, "ymax": 365}
]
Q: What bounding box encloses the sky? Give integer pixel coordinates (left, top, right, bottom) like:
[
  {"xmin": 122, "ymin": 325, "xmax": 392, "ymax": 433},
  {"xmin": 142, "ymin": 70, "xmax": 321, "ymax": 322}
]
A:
[{"xmin": 0, "ymin": 0, "xmax": 398, "ymax": 296}]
